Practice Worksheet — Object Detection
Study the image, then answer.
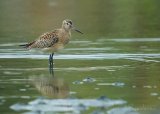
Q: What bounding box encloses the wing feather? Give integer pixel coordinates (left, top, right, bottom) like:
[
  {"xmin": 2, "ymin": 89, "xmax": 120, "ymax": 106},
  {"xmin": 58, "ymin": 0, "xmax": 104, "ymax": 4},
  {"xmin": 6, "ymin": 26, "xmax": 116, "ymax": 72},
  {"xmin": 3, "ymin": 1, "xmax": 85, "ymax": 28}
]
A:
[{"xmin": 29, "ymin": 31, "xmax": 59, "ymax": 48}]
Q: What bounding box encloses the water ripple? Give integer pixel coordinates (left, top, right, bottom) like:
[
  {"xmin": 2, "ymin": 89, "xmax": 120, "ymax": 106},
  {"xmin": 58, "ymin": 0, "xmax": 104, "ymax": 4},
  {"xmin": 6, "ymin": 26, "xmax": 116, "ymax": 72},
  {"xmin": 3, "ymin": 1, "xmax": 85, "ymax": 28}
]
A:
[
  {"xmin": 107, "ymin": 38, "xmax": 160, "ymax": 42},
  {"xmin": 0, "ymin": 53, "xmax": 159, "ymax": 62}
]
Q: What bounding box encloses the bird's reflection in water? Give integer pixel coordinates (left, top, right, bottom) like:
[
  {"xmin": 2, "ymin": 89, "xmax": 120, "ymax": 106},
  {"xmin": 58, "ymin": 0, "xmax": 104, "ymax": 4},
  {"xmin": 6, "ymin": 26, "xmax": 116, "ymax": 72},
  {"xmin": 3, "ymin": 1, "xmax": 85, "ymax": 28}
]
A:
[{"xmin": 30, "ymin": 75, "xmax": 69, "ymax": 98}]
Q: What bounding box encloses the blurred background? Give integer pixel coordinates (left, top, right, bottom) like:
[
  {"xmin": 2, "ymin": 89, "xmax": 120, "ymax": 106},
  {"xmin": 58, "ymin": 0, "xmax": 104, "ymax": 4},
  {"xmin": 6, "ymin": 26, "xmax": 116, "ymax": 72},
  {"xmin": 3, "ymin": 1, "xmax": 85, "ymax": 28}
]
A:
[{"xmin": 0, "ymin": 0, "xmax": 160, "ymax": 114}]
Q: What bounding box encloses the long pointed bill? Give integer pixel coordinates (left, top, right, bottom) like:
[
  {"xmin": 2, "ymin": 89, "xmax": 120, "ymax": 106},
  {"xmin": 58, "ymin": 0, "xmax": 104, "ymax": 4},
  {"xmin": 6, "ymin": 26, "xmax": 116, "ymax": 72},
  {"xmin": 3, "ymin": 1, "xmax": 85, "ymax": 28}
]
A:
[
  {"xmin": 75, "ymin": 29, "xmax": 83, "ymax": 34},
  {"xmin": 73, "ymin": 28, "xmax": 83, "ymax": 34}
]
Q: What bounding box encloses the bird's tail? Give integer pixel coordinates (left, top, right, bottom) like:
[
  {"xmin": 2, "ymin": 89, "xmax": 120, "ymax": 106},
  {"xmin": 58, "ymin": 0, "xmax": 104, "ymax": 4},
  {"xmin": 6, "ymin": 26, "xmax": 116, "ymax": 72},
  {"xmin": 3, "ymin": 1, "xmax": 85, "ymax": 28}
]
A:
[
  {"xmin": 19, "ymin": 44, "xmax": 28, "ymax": 48},
  {"xmin": 19, "ymin": 41, "xmax": 35, "ymax": 48}
]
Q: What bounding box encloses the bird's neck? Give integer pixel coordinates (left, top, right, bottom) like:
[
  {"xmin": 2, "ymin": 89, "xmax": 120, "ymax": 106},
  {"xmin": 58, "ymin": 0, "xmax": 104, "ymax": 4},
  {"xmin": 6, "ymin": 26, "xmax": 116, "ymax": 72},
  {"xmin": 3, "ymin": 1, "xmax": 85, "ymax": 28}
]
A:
[
  {"xmin": 62, "ymin": 28, "xmax": 71, "ymax": 34},
  {"xmin": 62, "ymin": 26, "xmax": 71, "ymax": 32},
  {"xmin": 59, "ymin": 28, "xmax": 71, "ymax": 37}
]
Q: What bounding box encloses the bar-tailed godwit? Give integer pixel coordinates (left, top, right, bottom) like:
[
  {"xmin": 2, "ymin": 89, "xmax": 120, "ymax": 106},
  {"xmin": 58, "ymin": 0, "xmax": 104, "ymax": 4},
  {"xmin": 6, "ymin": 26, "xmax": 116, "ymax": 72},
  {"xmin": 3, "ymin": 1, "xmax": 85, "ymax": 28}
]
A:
[{"xmin": 20, "ymin": 19, "xmax": 83, "ymax": 74}]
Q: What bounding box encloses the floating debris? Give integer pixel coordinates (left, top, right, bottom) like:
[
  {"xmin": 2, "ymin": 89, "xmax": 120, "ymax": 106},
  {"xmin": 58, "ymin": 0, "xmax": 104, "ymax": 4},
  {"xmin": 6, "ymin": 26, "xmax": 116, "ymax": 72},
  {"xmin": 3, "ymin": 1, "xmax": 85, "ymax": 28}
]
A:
[
  {"xmin": 19, "ymin": 89, "xmax": 27, "ymax": 92},
  {"xmin": 97, "ymin": 82, "xmax": 125, "ymax": 87},
  {"xmin": 83, "ymin": 77, "xmax": 96, "ymax": 83},
  {"xmin": 10, "ymin": 97, "xmax": 126, "ymax": 114},
  {"xmin": 97, "ymin": 96, "xmax": 109, "ymax": 101},
  {"xmin": 92, "ymin": 110, "xmax": 105, "ymax": 114},
  {"xmin": 143, "ymin": 85, "xmax": 152, "ymax": 89},
  {"xmin": 73, "ymin": 77, "xmax": 96, "ymax": 85},
  {"xmin": 0, "ymin": 99, "xmax": 6, "ymax": 105},
  {"xmin": 107, "ymin": 69, "xmax": 116, "ymax": 72},
  {"xmin": 70, "ymin": 91, "xmax": 77, "ymax": 95},
  {"xmin": 20, "ymin": 96, "xmax": 31, "ymax": 99},
  {"xmin": 150, "ymin": 93, "xmax": 158, "ymax": 96},
  {"xmin": 107, "ymin": 107, "xmax": 139, "ymax": 114},
  {"xmin": 3, "ymin": 71, "xmax": 22, "ymax": 75},
  {"xmin": 72, "ymin": 81, "xmax": 84, "ymax": 85},
  {"xmin": 94, "ymin": 88, "xmax": 100, "ymax": 90},
  {"xmin": 132, "ymin": 85, "xmax": 136, "ymax": 88}
]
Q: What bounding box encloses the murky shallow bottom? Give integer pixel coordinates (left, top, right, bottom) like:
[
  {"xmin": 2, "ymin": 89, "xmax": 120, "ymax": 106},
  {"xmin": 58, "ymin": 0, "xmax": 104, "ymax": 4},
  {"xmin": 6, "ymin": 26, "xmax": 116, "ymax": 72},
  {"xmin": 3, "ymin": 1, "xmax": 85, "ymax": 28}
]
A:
[{"xmin": 0, "ymin": 38, "xmax": 160, "ymax": 114}]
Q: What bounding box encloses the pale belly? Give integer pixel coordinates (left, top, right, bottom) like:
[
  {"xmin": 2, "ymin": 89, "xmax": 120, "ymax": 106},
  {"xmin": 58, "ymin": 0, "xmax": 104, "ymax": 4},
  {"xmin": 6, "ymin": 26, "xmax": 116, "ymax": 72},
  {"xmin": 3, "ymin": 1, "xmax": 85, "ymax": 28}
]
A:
[{"xmin": 42, "ymin": 43, "xmax": 65, "ymax": 53}]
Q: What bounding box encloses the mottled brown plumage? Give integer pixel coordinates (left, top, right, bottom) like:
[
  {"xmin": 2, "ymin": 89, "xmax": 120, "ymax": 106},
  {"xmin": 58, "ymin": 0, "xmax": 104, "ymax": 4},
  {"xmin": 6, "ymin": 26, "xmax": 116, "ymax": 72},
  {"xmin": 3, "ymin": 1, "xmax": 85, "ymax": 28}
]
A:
[{"xmin": 27, "ymin": 29, "xmax": 70, "ymax": 52}]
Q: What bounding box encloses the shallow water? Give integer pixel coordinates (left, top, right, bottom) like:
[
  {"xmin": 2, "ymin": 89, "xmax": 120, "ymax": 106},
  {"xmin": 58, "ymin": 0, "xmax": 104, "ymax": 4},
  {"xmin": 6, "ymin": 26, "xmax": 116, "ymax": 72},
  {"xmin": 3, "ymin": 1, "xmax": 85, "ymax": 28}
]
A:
[
  {"xmin": 1, "ymin": 40, "xmax": 160, "ymax": 114},
  {"xmin": 0, "ymin": 0, "xmax": 160, "ymax": 114}
]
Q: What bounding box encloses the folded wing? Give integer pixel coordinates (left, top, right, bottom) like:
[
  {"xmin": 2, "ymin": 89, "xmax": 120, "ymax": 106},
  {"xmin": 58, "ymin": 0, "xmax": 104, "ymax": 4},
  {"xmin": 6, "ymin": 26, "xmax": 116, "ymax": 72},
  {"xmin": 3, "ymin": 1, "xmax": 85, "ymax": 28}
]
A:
[{"xmin": 20, "ymin": 31, "xmax": 59, "ymax": 49}]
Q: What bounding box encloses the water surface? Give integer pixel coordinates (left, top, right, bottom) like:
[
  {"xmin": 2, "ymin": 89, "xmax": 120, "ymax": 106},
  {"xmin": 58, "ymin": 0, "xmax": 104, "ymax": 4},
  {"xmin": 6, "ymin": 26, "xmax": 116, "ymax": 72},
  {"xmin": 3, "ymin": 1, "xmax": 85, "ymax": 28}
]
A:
[{"xmin": 0, "ymin": 0, "xmax": 160, "ymax": 114}]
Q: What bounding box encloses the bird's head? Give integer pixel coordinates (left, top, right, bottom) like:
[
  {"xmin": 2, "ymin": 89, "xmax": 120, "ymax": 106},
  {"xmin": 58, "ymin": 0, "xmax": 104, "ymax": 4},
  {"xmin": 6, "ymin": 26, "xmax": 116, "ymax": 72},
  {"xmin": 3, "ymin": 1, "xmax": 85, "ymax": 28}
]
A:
[{"xmin": 62, "ymin": 19, "xmax": 83, "ymax": 34}]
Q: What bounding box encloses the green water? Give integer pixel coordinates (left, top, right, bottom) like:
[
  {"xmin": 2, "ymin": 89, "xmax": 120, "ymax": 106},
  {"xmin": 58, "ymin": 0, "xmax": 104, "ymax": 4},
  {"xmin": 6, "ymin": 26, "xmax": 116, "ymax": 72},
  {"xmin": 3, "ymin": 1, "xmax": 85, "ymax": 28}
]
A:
[{"xmin": 0, "ymin": 0, "xmax": 160, "ymax": 114}]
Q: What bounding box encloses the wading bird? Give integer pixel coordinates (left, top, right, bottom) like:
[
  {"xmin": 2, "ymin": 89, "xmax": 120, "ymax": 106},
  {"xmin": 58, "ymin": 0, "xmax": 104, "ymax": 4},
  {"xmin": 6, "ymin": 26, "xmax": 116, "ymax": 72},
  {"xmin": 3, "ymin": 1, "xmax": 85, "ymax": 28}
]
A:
[{"xmin": 20, "ymin": 19, "xmax": 83, "ymax": 75}]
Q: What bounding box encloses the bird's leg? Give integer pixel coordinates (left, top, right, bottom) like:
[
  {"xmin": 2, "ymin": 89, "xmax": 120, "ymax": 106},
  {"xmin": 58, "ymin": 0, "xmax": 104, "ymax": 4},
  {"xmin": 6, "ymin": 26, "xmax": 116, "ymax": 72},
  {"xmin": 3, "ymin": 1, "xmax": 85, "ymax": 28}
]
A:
[
  {"xmin": 51, "ymin": 53, "xmax": 54, "ymax": 68},
  {"xmin": 51, "ymin": 53, "xmax": 54, "ymax": 76},
  {"xmin": 49, "ymin": 53, "xmax": 54, "ymax": 76}
]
